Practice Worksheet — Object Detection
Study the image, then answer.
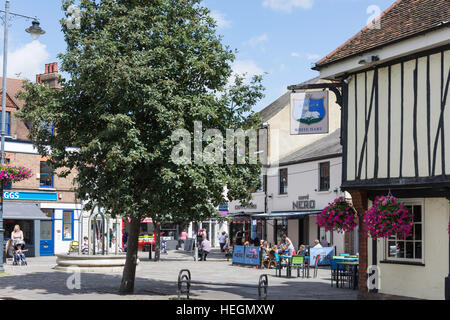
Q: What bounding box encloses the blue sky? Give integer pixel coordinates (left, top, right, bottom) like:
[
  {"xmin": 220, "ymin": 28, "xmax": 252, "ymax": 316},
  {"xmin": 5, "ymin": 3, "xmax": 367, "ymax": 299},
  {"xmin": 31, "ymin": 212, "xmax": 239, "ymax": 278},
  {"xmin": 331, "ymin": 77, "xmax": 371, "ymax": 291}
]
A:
[{"xmin": 1, "ymin": 0, "xmax": 394, "ymax": 111}]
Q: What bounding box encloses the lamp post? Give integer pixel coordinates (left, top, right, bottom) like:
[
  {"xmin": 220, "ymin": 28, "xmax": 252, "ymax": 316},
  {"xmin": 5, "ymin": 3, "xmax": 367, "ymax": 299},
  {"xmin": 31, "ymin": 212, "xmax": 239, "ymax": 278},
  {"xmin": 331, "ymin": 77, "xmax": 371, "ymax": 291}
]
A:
[{"xmin": 0, "ymin": 0, "xmax": 45, "ymax": 272}]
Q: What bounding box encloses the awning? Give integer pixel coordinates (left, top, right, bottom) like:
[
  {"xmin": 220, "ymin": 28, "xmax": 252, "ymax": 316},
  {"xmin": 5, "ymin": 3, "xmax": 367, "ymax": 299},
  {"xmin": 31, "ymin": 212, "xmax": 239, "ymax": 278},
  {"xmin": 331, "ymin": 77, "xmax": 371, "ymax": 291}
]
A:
[
  {"xmin": 228, "ymin": 212, "xmax": 263, "ymax": 218},
  {"xmin": 3, "ymin": 202, "xmax": 50, "ymax": 220},
  {"xmin": 252, "ymin": 210, "xmax": 322, "ymax": 219}
]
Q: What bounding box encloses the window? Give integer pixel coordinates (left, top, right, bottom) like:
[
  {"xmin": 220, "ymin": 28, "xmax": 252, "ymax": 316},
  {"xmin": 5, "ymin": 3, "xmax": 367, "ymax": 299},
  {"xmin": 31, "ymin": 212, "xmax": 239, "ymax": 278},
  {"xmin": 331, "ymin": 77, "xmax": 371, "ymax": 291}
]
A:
[
  {"xmin": 40, "ymin": 161, "xmax": 54, "ymax": 188},
  {"xmin": 319, "ymin": 162, "xmax": 330, "ymax": 191},
  {"xmin": 6, "ymin": 111, "xmax": 10, "ymax": 136},
  {"xmin": 385, "ymin": 202, "xmax": 423, "ymax": 262},
  {"xmin": 276, "ymin": 219, "xmax": 288, "ymax": 244},
  {"xmin": 256, "ymin": 174, "xmax": 267, "ymax": 193},
  {"xmin": 63, "ymin": 210, "xmax": 73, "ymax": 241},
  {"xmin": 279, "ymin": 168, "xmax": 288, "ymax": 194},
  {"xmin": 40, "ymin": 120, "xmax": 54, "ymax": 135}
]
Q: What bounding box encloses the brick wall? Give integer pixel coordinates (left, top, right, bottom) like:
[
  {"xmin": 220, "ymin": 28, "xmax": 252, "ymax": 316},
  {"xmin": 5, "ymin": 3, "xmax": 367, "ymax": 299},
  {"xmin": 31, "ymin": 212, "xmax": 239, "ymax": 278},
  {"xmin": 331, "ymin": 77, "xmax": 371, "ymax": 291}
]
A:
[
  {"xmin": 348, "ymin": 189, "xmax": 368, "ymax": 299},
  {"xmin": 6, "ymin": 152, "xmax": 78, "ymax": 204}
]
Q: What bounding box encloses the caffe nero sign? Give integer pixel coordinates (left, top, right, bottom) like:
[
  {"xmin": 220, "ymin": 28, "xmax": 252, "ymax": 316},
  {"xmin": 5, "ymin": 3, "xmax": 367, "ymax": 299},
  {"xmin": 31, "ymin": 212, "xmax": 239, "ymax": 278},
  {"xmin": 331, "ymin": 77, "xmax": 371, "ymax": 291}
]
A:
[{"xmin": 293, "ymin": 195, "xmax": 315, "ymax": 210}]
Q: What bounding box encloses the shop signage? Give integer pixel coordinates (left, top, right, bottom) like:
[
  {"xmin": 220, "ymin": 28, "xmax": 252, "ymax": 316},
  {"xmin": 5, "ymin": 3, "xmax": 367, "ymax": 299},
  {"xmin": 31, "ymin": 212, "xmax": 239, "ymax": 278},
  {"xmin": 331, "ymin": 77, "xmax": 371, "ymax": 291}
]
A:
[
  {"xmin": 292, "ymin": 195, "xmax": 315, "ymax": 210},
  {"xmin": 232, "ymin": 245, "xmax": 261, "ymax": 266},
  {"xmin": 232, "ymin": 245, "xmax": 246, "ymax": 264},
  {"xmin": 3, "ymin": 191, "xmax": 57, "ymax": 201},
  {"xmin": 290, "ymin": 91, "xmax": 329, "ymax": 135},
  {"xmin": 244, "ymin": 246, "xmax": 260, "ymax": 266},
  {"xmin": 309, "ymin": 247, "xmax": 334, "ymax": 266},
  {"xmin": 234, "ymin": 204, "xmax": 257, "ymax": 210}
]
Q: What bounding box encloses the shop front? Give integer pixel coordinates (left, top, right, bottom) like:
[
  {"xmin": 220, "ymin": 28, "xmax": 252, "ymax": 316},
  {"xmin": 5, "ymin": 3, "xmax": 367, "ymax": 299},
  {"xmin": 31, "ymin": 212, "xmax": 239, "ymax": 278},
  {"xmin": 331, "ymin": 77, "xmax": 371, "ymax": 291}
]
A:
[{"xmin": 3, "ymin": 202, "xmax": 51, "ymax": 257}]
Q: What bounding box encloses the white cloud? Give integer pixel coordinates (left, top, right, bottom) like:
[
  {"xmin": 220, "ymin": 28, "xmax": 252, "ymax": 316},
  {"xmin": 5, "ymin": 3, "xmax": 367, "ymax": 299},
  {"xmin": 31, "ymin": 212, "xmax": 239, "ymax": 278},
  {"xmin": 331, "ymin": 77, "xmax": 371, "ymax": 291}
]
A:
[
  {"xmin": 263, "ymin": 0, "xmax": 315, "ymax": 13},
  {"xmin": 306, "ymin": 53, "xmax": 321, "ymax": 61},
  {"xmin": 210, "ymin": 10, "xmax": 232, "ymax": 29},
  {"xmin": 244, "ymin": 33, "xmax": 269, "ymax": 48},
  {"xmin": 0, "ymin": 41, "xmax": 50, "ymax": 80},
  {"xmin": 232, "ymin": 60, "xmax": 265, "ymax": 79},
  {"xmin": 291, "ymin": 52, "xmax": 301, "ymax": 57}
]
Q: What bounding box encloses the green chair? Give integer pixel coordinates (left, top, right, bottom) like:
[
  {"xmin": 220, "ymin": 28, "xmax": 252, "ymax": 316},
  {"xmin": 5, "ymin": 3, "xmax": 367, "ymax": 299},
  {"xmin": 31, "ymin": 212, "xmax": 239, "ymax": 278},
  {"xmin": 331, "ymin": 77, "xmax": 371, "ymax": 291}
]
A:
[{"xmin": 291, "ymin": 255, "xmax": 306, "ymax": 278}]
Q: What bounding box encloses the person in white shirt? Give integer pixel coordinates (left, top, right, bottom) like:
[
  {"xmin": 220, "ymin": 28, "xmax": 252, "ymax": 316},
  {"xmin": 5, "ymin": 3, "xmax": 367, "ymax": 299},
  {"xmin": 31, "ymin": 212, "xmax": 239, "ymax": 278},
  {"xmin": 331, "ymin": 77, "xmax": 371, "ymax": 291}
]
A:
[{"xmin": 312, "ymin": 239, "xmax": 323, "ymax": 248}]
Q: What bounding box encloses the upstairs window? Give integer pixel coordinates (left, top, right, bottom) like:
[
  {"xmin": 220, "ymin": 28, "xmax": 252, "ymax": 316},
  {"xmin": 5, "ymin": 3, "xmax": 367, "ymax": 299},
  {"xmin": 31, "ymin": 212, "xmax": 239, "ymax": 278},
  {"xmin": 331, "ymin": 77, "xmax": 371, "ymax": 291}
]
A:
[
  {"xmin": 319, "ymin": 162, "xmax": 330, "ymax": 191},
  {"xmin": 40, "ymin": 120, "xmax": 54, "ymax": 135},
  {"xmin": 279, "ymin": 168, "xmax": 288, "ymax": 194},
  {"xmin": 40, "ymin": 161, "xmax": 54, "ymax": 188}
]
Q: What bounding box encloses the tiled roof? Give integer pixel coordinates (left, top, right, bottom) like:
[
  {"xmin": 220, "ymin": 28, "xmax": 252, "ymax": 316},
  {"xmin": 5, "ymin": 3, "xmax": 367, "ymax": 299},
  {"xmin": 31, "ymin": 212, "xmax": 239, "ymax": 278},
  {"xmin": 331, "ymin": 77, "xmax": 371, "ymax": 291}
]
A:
[
  {"xmin": 0, "ymin": 77, "xmax": 25, "ymax": 109},
  {"xmin": 278, "ymin": 129, "xmax": 342, "ymax": 165},
  {"xmin": 315, "ymin": 0, "xmax": 450, "ymax": 68}
]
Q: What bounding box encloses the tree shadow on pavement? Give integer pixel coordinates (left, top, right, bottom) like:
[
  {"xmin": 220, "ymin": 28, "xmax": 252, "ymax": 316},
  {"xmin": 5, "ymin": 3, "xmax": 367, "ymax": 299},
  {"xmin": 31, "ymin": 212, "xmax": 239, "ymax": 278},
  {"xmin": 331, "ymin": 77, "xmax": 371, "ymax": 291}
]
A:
[{"xmin": 0, "ymin": 270, "xmax": 359, "ymax": 300}]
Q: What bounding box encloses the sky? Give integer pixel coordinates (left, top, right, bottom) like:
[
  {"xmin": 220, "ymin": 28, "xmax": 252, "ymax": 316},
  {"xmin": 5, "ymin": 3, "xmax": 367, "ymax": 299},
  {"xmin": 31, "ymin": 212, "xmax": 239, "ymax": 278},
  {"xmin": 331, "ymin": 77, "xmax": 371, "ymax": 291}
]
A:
[{"xmin": 0, "ymin": 0, "xmax": 395, "ymax": 111}]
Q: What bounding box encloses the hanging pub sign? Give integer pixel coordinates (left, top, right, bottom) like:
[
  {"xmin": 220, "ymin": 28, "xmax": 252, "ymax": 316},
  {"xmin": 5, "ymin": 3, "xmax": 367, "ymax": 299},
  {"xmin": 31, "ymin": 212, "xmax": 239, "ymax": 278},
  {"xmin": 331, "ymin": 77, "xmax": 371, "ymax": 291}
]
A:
[{"xmin": 290, "ymin": 91, "xmax": 329, "ymax": 135}]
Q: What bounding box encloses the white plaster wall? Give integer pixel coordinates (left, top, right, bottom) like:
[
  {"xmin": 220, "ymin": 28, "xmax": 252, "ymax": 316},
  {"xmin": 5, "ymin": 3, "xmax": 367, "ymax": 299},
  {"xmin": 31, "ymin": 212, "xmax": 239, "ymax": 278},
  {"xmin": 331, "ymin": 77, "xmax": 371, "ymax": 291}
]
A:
[{"xmin": 368, "ymin": 198, "xmax": 450, "ymax": 300}]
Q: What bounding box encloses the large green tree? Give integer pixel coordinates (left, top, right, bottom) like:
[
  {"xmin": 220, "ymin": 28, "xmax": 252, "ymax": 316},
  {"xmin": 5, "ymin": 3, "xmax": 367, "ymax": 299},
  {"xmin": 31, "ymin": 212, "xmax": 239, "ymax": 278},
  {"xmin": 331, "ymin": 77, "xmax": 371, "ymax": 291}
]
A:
[{"xmin": 17, "ymin": 0, "xmax": 264, "ymax": 293}]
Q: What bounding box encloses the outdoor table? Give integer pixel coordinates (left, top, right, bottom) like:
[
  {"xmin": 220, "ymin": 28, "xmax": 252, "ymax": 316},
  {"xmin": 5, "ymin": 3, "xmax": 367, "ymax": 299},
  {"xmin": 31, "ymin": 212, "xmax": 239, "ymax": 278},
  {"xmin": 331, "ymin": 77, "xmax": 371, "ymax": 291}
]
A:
[{"xmin": 336, "ymin": 261, "xmax": 359, "ymax": 290}]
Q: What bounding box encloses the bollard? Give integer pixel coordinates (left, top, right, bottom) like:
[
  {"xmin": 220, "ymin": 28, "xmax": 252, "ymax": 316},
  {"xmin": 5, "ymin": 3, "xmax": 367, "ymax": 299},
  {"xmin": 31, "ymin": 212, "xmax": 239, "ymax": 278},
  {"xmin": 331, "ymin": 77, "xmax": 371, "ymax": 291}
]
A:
[{"xmin": 149, "ymin": 243, "xmax": 152, "ymax": 260}]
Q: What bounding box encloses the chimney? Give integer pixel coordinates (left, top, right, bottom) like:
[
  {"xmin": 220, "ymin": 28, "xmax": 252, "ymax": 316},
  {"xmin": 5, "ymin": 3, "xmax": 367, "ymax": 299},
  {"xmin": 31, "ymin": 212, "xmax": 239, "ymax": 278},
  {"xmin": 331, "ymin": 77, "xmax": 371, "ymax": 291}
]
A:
[{"xmin": 36, "ymin": 62, "xmax": 61, "ymax": 89}]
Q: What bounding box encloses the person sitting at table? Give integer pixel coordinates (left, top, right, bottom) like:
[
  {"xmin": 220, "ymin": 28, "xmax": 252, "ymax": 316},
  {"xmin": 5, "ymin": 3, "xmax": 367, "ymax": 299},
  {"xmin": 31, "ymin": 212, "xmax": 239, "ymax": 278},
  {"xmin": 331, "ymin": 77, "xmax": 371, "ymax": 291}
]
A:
[
  {"xmin": 280, "ymin": 234, "xmax": 295, "ymax": 256},
  {"xmin": 312, "ymin": 239, "xmax": 323, "ymax": 248},
  {"xmin": 244, "ymin": 241, "xmax": 250, "ymax": 247},
  {"xmin": 298, "ymin": 244, "xmax": 307, "ymax": 256}
]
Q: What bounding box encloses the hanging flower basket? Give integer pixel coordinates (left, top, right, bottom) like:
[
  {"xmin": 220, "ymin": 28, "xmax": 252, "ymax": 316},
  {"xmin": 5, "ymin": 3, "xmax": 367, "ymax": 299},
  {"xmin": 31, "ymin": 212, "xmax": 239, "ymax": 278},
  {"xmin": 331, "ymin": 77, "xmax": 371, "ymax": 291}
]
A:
[
  {"xmin": 0, "ymin": 164, "xmax": 32, "ymax": 185},
  {"xmin": 316, "ymin": 196, "xmax": 358, "ymax": 233},
  {"xmin": 363, "ymin": 195, "xmax": 413, "ymax": 239}
]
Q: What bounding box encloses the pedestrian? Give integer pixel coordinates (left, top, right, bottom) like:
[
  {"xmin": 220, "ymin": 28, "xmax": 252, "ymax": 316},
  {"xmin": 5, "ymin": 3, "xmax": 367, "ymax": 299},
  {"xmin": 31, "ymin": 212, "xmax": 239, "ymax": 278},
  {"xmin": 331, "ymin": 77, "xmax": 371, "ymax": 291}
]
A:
[
  {"xmin": 320, "ymin": 236, "xmax": 329, "ymax": 247},
  {"xmin": 82, "ymin": 236, "xmax": 89, "ymax": 254},
  {"xmin": 312, "ymin": 239, "xmax": 323, "ymax": 248},
  {"xmin": 122, "ymin": 229, "xmax": 129, "ymax": 252},
  {"xmin": 199, "ymin": 235, "xmax": 211, "ymax": 261},
  {"xmin": 219, "ymin": 231, "xmax": 228, "ymax": 252},
  {"xmin": 11, "ymin": 225, "xmax": 24, "ymax": 247},
  {"xmin": 235, "ymin": 229, "xmax": 244, "ymax": 245}
]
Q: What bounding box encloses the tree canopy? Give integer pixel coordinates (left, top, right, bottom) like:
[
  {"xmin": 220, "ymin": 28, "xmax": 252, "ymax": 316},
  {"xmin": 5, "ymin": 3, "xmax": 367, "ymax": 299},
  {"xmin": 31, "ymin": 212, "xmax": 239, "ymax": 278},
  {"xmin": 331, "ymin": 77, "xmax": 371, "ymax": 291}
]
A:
[{"xmin": 17, "ymin": 0, "xmax": 264, "ymax": 292}]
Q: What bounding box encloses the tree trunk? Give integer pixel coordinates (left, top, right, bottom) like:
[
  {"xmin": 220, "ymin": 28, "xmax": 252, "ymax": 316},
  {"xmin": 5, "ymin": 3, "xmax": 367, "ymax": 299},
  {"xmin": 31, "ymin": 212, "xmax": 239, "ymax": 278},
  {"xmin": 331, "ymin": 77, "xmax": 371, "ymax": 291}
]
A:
[
  {"xmin": 154, "ymin": 220, "xmax": 160, "ymax": 261},
  {"xmin": 119, "ymin": 216, "xmax": 140, "ymax": 294}
]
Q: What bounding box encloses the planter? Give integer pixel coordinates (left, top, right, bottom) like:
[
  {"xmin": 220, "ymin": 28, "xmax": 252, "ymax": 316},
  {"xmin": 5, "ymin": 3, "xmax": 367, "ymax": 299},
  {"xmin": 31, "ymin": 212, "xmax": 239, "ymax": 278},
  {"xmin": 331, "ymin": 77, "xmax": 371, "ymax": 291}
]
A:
[
  {"xmin": 363, "ymin": 195, "xmax": 413, "ymax": 239},
  {"xmin": 316, "ymin": 196, "xmax": 357, "ymax": 233}
]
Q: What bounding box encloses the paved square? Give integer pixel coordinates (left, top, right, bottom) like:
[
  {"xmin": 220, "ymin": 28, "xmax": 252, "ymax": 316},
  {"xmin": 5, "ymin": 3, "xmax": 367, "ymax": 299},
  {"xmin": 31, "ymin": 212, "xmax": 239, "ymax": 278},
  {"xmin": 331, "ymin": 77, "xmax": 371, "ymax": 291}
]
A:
[{"xmin": 0, "ymin": 249, "xmax": 358, "ymax": 300}]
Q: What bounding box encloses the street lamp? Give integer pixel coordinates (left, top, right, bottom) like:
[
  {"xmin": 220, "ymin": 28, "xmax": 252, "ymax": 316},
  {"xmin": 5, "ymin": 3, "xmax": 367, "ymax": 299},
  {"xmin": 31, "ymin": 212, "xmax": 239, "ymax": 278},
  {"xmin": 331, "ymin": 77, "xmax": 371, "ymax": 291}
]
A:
[{"xmin": 0, "ymin": 0, "xmax": 45, "ymax": 272}]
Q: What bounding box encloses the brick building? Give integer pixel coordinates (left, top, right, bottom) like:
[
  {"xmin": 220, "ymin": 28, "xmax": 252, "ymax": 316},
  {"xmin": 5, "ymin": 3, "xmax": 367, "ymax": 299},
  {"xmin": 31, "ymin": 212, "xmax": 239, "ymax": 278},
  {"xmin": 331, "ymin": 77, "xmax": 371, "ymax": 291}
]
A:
[{"xmin": 1, "ymin": 63, "xmax": 83, "ymax": 257}]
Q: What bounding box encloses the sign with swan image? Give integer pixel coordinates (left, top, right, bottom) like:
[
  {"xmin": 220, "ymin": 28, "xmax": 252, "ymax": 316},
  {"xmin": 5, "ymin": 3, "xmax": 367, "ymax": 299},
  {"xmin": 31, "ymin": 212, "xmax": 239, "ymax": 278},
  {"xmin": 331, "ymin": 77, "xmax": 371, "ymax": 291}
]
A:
[{"xmin": 290, "ymin": 91, "xmax": 328, "ymax": 135}]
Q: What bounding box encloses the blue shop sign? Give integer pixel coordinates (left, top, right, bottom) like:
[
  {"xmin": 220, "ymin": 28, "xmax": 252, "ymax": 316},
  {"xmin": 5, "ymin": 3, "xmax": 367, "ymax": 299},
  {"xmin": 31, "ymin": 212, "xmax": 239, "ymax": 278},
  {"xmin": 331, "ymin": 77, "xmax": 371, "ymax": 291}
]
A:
[
  {"xmin": 244, "ymin": 246, "xmax": 260, "ymax": 266},
  {"xmin": 3, "ymin": 191, "xmax": 58, "ymax": 201},
  {"xmin": 232, "ymin": 245, "xmax": 246, "ymax": 264}
]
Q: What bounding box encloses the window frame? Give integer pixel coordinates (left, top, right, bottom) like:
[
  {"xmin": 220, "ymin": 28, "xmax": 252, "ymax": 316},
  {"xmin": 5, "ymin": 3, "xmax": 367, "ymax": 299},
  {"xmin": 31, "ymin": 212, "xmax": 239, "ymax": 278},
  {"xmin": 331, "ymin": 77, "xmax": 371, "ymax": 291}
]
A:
[
  {"xmin": 40, "ymin": 161, "xmax": 54, "ymax": 188},
  {"xmin": 318, "ymin": 161, "xmax": 330, "ymax": 192},
  {"xmin": 279, "ymin": 168, "xmax": 288, "ymax": 195},
  {"xmin": 383, "ymin": 199, "xmax": 424, "ymax": 264},
  {"xmin": 62, "ymin": 210, "xmax": 74, "ymax": 241}
]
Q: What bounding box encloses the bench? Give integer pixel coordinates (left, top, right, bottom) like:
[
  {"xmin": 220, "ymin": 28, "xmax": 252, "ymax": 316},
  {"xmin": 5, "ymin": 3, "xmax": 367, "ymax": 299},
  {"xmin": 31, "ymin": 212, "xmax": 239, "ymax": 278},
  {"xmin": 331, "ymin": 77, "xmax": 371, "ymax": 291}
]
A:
[{"xmin": 177, "ymin": 269, "xmax": 268, "ymax": 300}]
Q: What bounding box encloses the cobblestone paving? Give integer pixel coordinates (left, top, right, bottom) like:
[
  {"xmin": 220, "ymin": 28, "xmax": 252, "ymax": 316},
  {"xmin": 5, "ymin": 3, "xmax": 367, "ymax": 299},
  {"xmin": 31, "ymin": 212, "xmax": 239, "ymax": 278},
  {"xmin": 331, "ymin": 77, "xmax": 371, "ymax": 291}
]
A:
[{"xmin": 0, "ymin": 249, "xmax": 359, "ymax": 300}]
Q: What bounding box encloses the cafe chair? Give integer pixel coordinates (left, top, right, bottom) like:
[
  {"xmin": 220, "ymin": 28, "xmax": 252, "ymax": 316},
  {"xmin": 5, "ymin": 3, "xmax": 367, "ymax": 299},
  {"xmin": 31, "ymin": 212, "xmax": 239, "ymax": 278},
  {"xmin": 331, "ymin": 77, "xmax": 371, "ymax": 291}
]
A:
[
  {"xmin": 291, "ymin": 255, "xmax": 306, "ymax": 278},
  {"xmin": 274, "ymin": 252, "xmax": 289, "ymax": 277}
]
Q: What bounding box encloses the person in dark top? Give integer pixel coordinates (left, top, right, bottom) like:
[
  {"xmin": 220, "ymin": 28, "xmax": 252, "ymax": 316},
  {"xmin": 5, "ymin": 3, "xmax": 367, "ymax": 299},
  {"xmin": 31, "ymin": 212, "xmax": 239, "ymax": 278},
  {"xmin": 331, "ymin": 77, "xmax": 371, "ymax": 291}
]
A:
[
  {"xmin": 122, "ymin": 230, "xmax": 129, "ymax": 252},
  {"xmin": 235, "ymin": 230, "xmax": 244, "ymax": 245}
]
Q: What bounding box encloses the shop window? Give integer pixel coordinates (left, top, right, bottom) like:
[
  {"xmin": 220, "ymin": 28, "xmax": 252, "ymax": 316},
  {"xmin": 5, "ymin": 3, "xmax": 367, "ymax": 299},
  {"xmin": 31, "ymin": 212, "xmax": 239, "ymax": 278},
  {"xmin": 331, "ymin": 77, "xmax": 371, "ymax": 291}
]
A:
[
  {"xmin": 279, "ymin": 168, "xmax": 288, "ymax": 194},
  {"xmin": 40, "ymin": 161, "xmax": 54, "ymax": 188},
  {"xmin": 385, "ymin": 202, "xmax": 423, "ymax": 262},
  {"xmin": 63, "ymin": 210, "xmax": 74, "ymax": 241},
  {"xmin": 319, "ymin": 162, "xmax": 330, "ymax": 191}
]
